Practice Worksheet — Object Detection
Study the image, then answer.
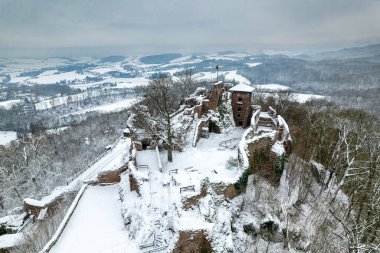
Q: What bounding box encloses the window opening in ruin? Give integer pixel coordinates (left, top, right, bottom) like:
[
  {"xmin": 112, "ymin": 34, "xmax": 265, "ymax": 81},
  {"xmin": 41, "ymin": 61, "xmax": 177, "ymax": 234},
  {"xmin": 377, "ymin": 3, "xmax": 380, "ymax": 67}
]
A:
[
  {"xmin": 238, "ymin": 107, "xmax": 242, "ymax": 111},
  {"xmin": 237, "ymin": 114, "xmax": 241, "ymax": 118},
  {"xmin": 238, "ymin": 97, "xmax": 242, "ymax": 101},
  {"xmin": 238, "ymin": 121, "xmax": 243, "ymax": 126}
]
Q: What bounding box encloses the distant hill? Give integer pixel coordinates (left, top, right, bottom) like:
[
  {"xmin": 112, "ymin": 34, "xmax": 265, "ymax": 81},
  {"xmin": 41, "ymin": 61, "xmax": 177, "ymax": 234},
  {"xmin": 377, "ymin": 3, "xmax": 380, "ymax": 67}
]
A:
[
  {"xmin": 217, "ymin": 50, "xmax": 236, "ymax": 55},
  {"xmin": 100, "ymin": 56, "xmax": 126, "ymax": 63},
  {"xmin": 140, "ymin": 53, "xmax": 182, "ymax": 64},
  {"xmin": 311, "ymin": 44, "xmax": 380, "ymax": 60}
]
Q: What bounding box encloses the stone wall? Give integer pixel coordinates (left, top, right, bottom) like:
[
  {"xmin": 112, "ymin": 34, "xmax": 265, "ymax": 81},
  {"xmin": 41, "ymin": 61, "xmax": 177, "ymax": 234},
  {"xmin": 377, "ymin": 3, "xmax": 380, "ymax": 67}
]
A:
[
  {"xmin": 248, "ymin": 137, "xmax": 280, "ymax": 184},
  {"xmin": 184, "ymin": 82, "xmax": 224, "ymax": 119},
  {"xmin": 96, "ymin": 165, "xmax": 128, "ymax": 184},
  {"xmin": 23, "ymin": 191, "xmax": 77, "ymax": 217},
  {"xmin": 208, "ymin": 81, "xmax": 224, "ymax": 110},
  {"xmin": 128, "ymin": 174, "xmax": 140, "ymax": 195},
  {"xmin": 193, "ymin": 117, "xmax": 210, "ymax": 147},
  {"xmin": 231, "ymin": 91, "xmax": 252, "ymax": 128}
]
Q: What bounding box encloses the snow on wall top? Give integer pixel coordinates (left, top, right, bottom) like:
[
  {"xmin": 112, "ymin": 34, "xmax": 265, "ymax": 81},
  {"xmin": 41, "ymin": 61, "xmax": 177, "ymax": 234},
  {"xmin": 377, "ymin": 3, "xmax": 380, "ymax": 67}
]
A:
[
  {"xmin": 0, "ymin": 233, "xmax": 23, "ymax": 249},
  {"xmin": 229, "ymin": 83, "xmax": 254, "ymax": 93},
  {"xmin": 24, "ymin": 186, "xmax": 72, "ymax": 208}
]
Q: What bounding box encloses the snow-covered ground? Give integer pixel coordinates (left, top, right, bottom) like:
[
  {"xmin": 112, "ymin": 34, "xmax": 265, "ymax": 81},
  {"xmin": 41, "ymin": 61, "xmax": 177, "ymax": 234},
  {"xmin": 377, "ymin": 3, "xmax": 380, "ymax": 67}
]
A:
[
  {"xmin": 28, "ymin": 71, "xmax": 92, "ymax": 85},
  {"xmin": 49, "ymin": 185, "xmax": 138, "ymax": 253},
  {"xmin": 223, "ymin": 70, "xmax": 251, "ymax": 84},
  {"xmin": 73, "ymin": 77, "xmax": 151, "ymax": 90},
  {"xmin": 165, "ymin": 128, "xmax": 246, "ymax": 184},
  {"xmin": 120, "ymin": 123, "xmax": 247, "ymax": 251},
  {"xmin": 196, "ymin": 70, "xmax": 251, "ymax": 84},
  {"xmin": 0, "ymin": 99, "xmax": 23, "ymax": 109},
  {"xmin": 60, "ymin": 98, "xmax": 140, "ymax": 117},
  {"xmin": 0, "ymin": 131, "xmax": 17, "ymax": 146},
  {"xmin": 0, "ymin": 233, "xmax": 23, "ymax": 249},
  {"xmin": 255, "ymin": 83, "xmax": 290, "ymax": 91},
  {"xmin": 293, "ymin": 93, "xmax": 325, "ymax": 103},
  {"xmin": 246, "ymin": 62, "xmax": 262, "ymax": 67},
  {"xmin": 259, "ymin": 91, "xmax": 326, "ymax": 103},
  {"xmin": 33, "ymin": 89, "xmax": 130, "ymax": 111},
  {"xmin": 74, "ymin": 137, "xmax": 130, "ymax": 182}
]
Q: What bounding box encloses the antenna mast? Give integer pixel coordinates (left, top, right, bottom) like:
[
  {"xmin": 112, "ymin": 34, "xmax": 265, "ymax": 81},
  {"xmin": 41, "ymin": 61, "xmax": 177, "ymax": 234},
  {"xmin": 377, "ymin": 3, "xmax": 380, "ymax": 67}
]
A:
[{"xmin": 216, "ymin": 65, "xmax": 219, "ymax": 82}]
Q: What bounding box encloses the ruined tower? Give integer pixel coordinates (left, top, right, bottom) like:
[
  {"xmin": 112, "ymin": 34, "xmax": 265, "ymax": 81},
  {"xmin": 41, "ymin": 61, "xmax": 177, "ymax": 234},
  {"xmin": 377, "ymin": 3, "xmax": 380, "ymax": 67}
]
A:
[{"xmin": 230, "ymin": 83, "xmax": 254, "ymax": 128}]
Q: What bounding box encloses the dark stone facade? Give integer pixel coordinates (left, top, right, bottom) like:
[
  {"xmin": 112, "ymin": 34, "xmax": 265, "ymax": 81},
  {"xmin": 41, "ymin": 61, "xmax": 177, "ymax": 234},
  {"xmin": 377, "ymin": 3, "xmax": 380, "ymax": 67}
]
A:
[{"xmin": 231, "ymin": 91, "xmax": 252, "ymax": 128}]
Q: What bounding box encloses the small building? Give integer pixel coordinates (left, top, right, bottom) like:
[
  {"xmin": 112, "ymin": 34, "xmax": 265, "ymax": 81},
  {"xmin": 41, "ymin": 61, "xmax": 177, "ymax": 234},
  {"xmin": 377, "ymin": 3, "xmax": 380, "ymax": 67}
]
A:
[{"xmin": 229, "ymin": 83, "xmax": 254, "ymax": 128}]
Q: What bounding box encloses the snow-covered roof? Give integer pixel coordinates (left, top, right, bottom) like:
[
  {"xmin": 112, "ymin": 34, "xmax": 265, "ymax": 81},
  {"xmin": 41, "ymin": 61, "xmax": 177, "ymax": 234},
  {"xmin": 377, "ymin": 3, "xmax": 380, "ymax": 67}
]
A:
[{"xmin": 229, "ymin": 83, "xmax": 254, "ymax": 93}]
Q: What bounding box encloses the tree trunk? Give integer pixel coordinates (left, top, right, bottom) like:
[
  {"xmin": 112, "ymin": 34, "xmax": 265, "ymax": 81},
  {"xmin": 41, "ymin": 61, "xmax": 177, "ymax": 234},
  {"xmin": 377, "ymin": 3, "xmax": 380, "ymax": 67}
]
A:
[
  {"xmin": 168, "ymin": 148, "xmax": 173, "ymax": 162},
  {"xmin": 167, "ymin": 119, "xmax": 173, "ymax": 162}
]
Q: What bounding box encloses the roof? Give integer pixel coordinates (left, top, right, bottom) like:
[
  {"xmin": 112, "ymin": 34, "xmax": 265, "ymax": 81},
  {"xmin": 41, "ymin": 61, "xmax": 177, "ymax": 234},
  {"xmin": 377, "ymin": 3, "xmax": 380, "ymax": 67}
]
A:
[{"xmin": 229, "ymin": 83, "xmax": 254, "ymax": 93}]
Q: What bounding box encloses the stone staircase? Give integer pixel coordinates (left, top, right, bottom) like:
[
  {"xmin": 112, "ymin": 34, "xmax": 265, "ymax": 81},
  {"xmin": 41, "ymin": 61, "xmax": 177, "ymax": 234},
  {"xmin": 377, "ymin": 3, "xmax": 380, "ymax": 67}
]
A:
[{"xmin": 257, "ymin": 117, "xmax": 276, "ymax": 128}]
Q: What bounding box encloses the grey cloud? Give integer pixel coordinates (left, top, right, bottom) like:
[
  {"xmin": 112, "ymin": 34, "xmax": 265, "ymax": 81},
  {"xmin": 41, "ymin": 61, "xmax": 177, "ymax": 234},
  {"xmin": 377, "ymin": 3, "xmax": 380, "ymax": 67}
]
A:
[{"xmin": 0, "ymin": 0, "xmax": 379, "ymax": 57}]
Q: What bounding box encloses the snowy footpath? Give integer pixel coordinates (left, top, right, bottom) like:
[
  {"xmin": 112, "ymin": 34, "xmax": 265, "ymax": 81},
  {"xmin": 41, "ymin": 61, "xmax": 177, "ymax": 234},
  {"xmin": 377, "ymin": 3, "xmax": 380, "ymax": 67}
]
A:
[{"xmin": 49, "ymin": 185, "xmax": 138, "ymax": 253}]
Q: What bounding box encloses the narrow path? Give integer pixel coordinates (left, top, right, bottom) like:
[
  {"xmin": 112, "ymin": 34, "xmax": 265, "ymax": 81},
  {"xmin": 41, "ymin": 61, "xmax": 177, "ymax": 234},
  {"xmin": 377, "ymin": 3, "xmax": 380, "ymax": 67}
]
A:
[
  {"xmin": 49, "ymin": 185, "xmax": 138, "ymax": 253},
  {"xmin": 135, "ymin": 150, "xmax": 171, "ymax": 251},
  {"xmin": 72, "ymin": 138, "xmax": 130, "ymax": 184}
]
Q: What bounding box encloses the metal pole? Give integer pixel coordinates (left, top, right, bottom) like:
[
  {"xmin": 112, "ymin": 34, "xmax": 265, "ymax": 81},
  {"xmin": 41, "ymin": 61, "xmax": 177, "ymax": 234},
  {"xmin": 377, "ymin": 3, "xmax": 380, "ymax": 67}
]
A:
[{"xmin": 216, "ymin": 65, "xmax": 219, "ymax": 82}]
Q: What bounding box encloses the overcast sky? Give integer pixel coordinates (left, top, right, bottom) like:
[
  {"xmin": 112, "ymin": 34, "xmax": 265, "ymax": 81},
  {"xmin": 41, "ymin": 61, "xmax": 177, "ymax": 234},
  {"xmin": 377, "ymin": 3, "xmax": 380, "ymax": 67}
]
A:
[{"xmin": 0, "ymin": 0, "xmax": 379, "ymax": 57}]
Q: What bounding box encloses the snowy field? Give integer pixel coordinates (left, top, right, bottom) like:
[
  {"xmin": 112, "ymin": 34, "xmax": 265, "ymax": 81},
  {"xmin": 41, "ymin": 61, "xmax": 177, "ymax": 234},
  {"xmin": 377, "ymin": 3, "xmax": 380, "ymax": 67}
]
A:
[
  {"xmin": 196, "ymin": 70, "xmax": 251, "ymax": 84},
  {"xmin": 60, "ymin": 98, "xmax": 140, "ymax": 117},
  {"xmin": 0, "ymin": 131, "xmax": 17, "ymax": 146},
  {"xmin": 69, "ymin": 77, "xmax": 150, "ymax": 91},
  {"xmin": 165, "ymin": 129, "xmax": 246, "ymax": 184},
  {"xmin": 255, "ymin": 83, "xmax": 290, "ymax": 91},
  {"xmin": 293, "ymin": 93, "xmax": 325, "ymax": 103},
  {"xmin": 0, "ymin": 99, "xmax": 23, "ymax": 109},
  {"xmin": 28, "ymin": 71, "xmax": 92, "ymax": 85},
  {"xmin": 49, "ymin": 185, "xmax": 138, "ymax": 253},
  {"xmin": 259, "ymin": 91, "xmax": 325, "ymax": 103},
  {"xmin": 246, "ymin": 62, "xmax": 262, "ymax": 67}
]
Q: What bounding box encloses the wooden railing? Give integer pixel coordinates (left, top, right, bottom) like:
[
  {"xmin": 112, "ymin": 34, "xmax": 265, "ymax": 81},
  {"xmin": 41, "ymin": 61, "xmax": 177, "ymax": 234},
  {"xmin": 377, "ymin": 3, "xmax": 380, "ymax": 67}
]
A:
[
  {"xmin": 137, "ymin": 165, "xmax": 148, "ymax": 170},
  {"xmin": 169, "ymin": 169, "xmax": 178, "ymax": 174},
  {"xmin": 180, "ymin": 185, "xmax": 195, "ymax": 193}
]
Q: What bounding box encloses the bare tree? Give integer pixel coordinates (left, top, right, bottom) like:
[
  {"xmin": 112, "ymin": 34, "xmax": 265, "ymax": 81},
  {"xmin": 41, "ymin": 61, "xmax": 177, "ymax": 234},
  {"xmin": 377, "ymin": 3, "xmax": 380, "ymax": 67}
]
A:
[
  {"xmin": 326, "ymin": 110, "xmax": 380, "ymax": 252},
  {"xmin": 175, "ymin": 68, "xmax": 199, "ymax": 100},
  {"xmin": 136, "ymin": 77, "xmax": 179, "ymax": 162}
]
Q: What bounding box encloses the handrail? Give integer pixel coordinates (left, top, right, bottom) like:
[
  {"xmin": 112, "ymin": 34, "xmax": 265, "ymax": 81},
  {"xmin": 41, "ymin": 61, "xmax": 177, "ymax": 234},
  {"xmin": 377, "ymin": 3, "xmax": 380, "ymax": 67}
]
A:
[
  {"xmin": 180, "ymin": 185, "xmax": 195, "ymax": 193},
  {"xmin": 137, "ymin": 165, "xmax": 148, "ymax": 170},
  {"xmin": 169, "ymin": 169, "xmax": 178, "ymax": 174},
  {"xmin": 16, "ymin": 217, "xmax": 32, "ymax": 233}
]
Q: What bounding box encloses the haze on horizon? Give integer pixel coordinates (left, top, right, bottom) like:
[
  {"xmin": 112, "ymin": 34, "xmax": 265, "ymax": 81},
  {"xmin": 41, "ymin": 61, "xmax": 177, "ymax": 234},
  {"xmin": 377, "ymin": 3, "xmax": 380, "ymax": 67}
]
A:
[{"xmin": 0, "ymin": 0, "xmax": 380, "ymax": 57}]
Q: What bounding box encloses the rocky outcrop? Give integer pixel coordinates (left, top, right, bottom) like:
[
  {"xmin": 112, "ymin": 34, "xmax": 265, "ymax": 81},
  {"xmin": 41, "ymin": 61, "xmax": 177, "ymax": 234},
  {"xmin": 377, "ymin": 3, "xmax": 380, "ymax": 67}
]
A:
[
  {"xmin": 247, "ymin": 137, "xmax": 281, "ymax": 185},
  {"xmin": 96, "ymin": 165, "xmax": 128, "ymax": 184},
  {"xmin": 173, "ymin": 230, "xmax": 212, "ymax": 253},
  {"xmin": 128, "ymin": 174, "xmax": 140, "ymax": 195}
]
